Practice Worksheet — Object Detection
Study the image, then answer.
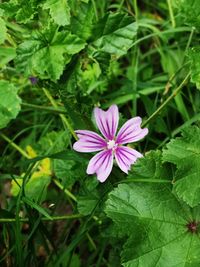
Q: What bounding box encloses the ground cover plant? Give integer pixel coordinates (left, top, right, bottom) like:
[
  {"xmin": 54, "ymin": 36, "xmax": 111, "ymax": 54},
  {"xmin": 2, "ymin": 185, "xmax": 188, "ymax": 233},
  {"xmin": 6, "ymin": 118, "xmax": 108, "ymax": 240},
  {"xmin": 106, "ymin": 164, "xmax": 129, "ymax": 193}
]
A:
[{"xmin": 1, "ymin": 0, "xmax": 200, "ymax": 266}]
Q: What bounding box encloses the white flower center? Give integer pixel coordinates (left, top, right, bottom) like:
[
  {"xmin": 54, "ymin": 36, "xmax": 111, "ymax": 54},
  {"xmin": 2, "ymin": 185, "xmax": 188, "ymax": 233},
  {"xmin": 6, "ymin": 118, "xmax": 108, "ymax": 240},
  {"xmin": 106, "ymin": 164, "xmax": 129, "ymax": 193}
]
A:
[{"xmin": 107, "ymin": 140, "xmax": 116, "ymax": 150}]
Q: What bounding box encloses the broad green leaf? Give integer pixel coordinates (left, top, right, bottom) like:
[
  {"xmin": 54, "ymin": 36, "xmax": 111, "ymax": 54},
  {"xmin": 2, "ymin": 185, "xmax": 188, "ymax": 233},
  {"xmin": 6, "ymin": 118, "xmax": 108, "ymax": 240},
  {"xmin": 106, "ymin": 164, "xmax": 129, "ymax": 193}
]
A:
[
  {"xmin": 43, "ymin": 0, "xmax": 71, "ymax": 26},
  {"xmin": 127, "ymin": 150, "xmax": 171, "ymax": 182},
  {"xmin": 163, "ymin": 126, "xmax": 200, "ymax": 207},
  {"xmin": 71, "ymin": 1, "xmax": 94, "ymax": 40},
  {"xmin": 188, "ymin": 47, "xmax": 200, "ymax": 89},
  {"xmin": 0, "ymin": 80, "xmax": 21, "ymax": 129},
  {"xmin": 93, "ymin": 13, "xmax": 138, "ymax": 57},
  {"xmin": 15, "ymin": 27, "xmax": 85, "ymax": 81},
  {"xmin": 0, "ymin": 17, "xmax": 6, "ymax": 44},
  {"xmin": 105, "ymin": 183, "xmax": 200, "ymax": 267}
]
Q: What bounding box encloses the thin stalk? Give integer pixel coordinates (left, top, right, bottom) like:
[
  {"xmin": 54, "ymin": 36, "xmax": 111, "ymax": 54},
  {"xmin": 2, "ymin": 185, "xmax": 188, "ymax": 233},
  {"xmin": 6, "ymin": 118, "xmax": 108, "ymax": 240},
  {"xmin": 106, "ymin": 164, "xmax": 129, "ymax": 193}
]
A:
[
  {"xmin": 22, "ymin": 103, "xmax": 67, "ymax": 114},
  {"xmin": 167, "ymin": 0, "xmax": 176, "ymax": 28},
  {"xmin": 43, "ymin": 88, "xmax": 77, "ymax": 140},
  {"xmin": 142, "ymin": 73, "xmax": 190, "ymax": 127},
  {"xmin": 133, "ymin": 0, "xmax": 138, "ymax": 21},
  {"xmin": 0, "ymin": 133, "xmax": 30, "ymax": 158},
  {"xmin": 53, "ymin": 179, "xmax": 77, "ymax": 203},
  {"xmin": 0, "ymin": 214, "xmax": 83, "ymax": 223}
]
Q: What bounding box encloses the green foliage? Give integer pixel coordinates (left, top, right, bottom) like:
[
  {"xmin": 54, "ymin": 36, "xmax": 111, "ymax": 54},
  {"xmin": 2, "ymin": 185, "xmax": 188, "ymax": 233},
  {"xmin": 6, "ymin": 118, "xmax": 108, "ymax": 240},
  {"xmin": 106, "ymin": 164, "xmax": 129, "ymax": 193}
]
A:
[
  {"xmin": 163, "ymin": 126, "xmax": 200, "ymax": 207},
  {"xmin": 93, "ymin": 13, "xmax": 138, "ymax": 57},
  {"xmin": 15, "ymin": 26, "xmax": 85, "ymax": 81},
  {"xmin": 43, "ymin": 0, "xmax": 71, "ymax": 26},
  {"xmin": 0, "ymin": 17, "xmax": 6, "ymax": 44},
  {"xmin": 1, "ymin": 0, "xmax": 200, "ymax": 266},
  {"xmin": 179, "ymin": 0, "xmax": 200, "ymax": 29},
  {"xmin": 189, "ymin": 47, "xmax": 200, "ymax": 89},
  {"xmin": 0, "ymin": 80, "xmax": 21, "ymax": 129},
  {"xmin": 106, "ymin": 183, "xmax": 200, "ymax": 267}
]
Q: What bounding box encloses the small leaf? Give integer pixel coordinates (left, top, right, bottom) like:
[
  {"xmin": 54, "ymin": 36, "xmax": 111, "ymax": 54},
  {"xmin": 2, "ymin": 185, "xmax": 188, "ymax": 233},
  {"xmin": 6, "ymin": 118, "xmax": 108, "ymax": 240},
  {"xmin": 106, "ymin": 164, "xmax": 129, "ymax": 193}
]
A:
[
  {"xmin": 43, "ymin": 0, "xmax": 71, "ymax": 26},
  {"xmin": 0, "ymin": 80, "xmax": 21, "ymax": 129}
]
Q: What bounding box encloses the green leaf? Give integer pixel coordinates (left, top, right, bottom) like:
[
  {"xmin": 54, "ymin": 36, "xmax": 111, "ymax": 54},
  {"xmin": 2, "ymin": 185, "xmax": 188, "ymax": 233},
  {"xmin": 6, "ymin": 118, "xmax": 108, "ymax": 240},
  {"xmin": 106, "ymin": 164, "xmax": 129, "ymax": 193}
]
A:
[
  {"xmin": 0, "ymin": 47, "xmax": 16, "ymax": 68},
  {"xmin": 93, "ymin": 13, "xmax": 138, "ymax": 57},
  {"xmin": 127, "ymin": 150, "xmax": 171, "ymax": 182},
  {"xmin": 0, "ymin": 80, "xmax": 21, "ymax": 129},
  {"xmin": 188, "ymin": 47, "xmax": 200, "ymax": 89},
  {"xmin": 163, "ymin": 126, "xmax": 200, "ymax": 207},
  {"xmin": 0, "ymin": 17, "xmax": 7, "ymax": 44},
  {"xmin": 105, "ymin": 183, "xmax": 200, "ymax": 267},
  {"xmin": 43, "ymin": 0, "xmax": 71, "ymax": 26},
  {"xmin": 11, "ymin": 175, "xmax": 51, "ymax": 203},
  {"xmin": 15, "ymin": 27, "xmax": 86, "ymax": 81},
  {"xmin": 71, "ymin": 1, "xmax": 94, "ymax": 40}
]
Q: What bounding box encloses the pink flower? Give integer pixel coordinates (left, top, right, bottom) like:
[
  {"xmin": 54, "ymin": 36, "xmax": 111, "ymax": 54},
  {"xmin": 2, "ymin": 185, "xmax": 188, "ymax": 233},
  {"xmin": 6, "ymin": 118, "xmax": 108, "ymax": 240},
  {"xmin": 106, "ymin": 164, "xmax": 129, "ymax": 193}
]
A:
[{"xmin": 73, "ymin": 105, "xmax": 148, "ymax": 182}]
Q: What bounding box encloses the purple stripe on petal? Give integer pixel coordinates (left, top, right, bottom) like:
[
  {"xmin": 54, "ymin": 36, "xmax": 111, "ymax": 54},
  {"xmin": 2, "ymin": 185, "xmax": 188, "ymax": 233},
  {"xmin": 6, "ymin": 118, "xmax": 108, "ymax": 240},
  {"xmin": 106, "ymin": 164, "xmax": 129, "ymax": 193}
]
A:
[
  {"xmin": 73, "ymin": 130, "xmax": 106, "ymax": 153},
  {"xmin": 116, "ymin": 117, "xmax": 148, "ymax": 145},
  {"xmin": 115, "ymin": 146, "xmax": 142, "ymax": 174},
  {"xmin": 87, "ymin": 149, "xmax": 114, "ymax": 182},
  {"xmin": 94, "ymin": 105, "xmax": 119, "ymax": 140}
]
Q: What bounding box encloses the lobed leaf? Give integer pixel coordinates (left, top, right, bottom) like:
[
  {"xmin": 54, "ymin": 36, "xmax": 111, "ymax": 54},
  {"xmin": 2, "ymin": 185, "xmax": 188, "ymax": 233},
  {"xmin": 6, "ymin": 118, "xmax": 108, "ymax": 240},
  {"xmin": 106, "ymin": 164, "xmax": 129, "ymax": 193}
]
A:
[
  {"xmin": 106, "ymin": 183, "xmax": 200, "ymax": 267},
  {"xmin": 163, "ymin": 126, "xmax": 200, "ymax": 207}
]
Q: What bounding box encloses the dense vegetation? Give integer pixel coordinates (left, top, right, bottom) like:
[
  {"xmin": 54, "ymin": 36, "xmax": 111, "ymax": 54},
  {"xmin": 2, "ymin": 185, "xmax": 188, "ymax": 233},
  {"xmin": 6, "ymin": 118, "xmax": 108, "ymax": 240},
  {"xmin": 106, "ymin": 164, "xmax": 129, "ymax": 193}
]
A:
[{"xmin": 1, "ymin": 0, "xmax": 200, "ymax": 266}]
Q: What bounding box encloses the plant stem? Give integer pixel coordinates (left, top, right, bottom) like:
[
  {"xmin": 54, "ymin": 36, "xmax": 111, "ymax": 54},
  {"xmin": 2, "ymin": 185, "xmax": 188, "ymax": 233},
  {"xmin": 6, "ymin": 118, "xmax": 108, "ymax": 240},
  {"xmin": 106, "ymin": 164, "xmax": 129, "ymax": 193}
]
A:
[
  {"xmin": 22, "ymin": 102, "xmax": 67, "ymax": 114},
  {"xmin": 43, "ymin": 88, "xmax": 77, "ymax": 140},
  {"xmin": 142, "ymin": 73, "xmax": 190, "ymax": 127},
  {"xmin": 53, "ymin": 179, "xmax": 77, "ymax": 202},
  {"xmin": 0, "ymin": 133, "xmax": 30, "ymax": 158},
  {"xmin": 167, "ymin": 0, "xmax": 176, "ymax": 28},
  {"xmin": 0, "ymin": 214, "xmax": 83, "ymax": 223}
]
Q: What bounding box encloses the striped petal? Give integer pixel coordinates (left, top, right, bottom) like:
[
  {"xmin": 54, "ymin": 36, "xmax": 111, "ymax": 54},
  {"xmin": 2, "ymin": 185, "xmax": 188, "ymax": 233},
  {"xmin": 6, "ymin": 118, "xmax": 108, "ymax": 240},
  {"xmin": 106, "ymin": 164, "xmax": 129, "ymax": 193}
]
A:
[
  {"xmin": 116, "ymin": 117, "xmax": 148, "ymax": 145},
  {"xmin": 94, "ymin": 105, "xmax": 119, "ymax": 140},
  {"xmin": 73, "ymin": 130, "xmax": 106, "ymax": 152},
  {"xmin": 115, "ymin": 146, "xmax": 142, "ymax": 174},
  {"xmin": 87, "ymin": 149, "xmax": 114, "ymax": 182}
]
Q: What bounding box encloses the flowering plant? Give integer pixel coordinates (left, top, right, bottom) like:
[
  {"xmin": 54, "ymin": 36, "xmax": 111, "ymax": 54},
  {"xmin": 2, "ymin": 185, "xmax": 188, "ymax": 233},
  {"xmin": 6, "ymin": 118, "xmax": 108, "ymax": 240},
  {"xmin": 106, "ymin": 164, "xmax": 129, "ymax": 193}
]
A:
[{"xmin": 73, "ymin": 105, "xmax": 148, "ymax": 182}]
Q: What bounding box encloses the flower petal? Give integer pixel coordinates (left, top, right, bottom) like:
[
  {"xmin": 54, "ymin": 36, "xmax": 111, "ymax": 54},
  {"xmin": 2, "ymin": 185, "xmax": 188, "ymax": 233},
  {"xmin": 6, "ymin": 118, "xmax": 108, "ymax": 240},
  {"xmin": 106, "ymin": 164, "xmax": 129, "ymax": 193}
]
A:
[
  {"xmin": 115, "ymin": 146, "xmax": 142, "ymax": 174},
  {"xmin": 73, "ymin": 130, "xmax": 106, "ymax": 152},
  {"xmin": 94, "ymin": 105, "xmax": 119, "ymax": 140},
  {"xmin": 87, "ymin": 149, "xmax": 114, "ymax": 182},
  {"xmin": 116, "ymin": 117, "xmax": 148, "ymax": 145}
]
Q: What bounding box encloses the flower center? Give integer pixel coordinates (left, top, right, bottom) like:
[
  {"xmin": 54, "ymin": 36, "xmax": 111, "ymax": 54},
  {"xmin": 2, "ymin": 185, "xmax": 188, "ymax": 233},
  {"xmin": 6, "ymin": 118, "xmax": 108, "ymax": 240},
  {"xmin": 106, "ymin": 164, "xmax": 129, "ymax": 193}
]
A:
[{"xmin": 107, "ymin": 139, "xmax": 117, "ymax": 150}]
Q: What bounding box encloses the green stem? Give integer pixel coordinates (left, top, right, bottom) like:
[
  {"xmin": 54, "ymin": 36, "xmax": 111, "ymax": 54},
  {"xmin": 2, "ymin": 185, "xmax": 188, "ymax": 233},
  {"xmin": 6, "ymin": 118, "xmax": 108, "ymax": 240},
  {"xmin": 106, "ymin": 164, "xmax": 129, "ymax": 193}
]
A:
[
  {"xmin": 167, "ymin": 0, "xmax": 176, "ymax": 28},
  {"xmin": 43, "ymin": 88, "xmax": 77, "ymax": 140},
  {"xmin": 22, "ymin": 102, "xmax": 67, "ymax": 114},
  {"xmin": 133, "ymin": 0, "xmax": 138, "ymax": 21},
  {"xmin": 53, "ymin": 179, "xmax": 77, "ymax": 202},
  {"xmin": 0, "ymin": 133, "xmax": 30, "ymax": 158},
  {"xmin": 0, "ymin": 214, "xmax": 83, "ymax": 223},
  {"xmin": 142, "ymin": 73, "xmax": 190, "ymax": 127}
]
